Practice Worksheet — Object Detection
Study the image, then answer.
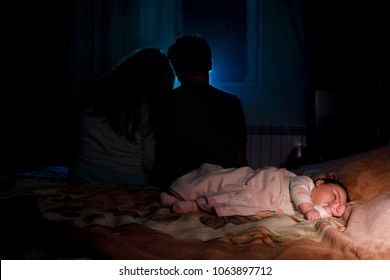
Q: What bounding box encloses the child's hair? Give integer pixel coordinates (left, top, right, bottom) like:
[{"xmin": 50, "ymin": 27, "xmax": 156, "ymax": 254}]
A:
[{"xmin": 314, "ymin": 177, "xmax": 350, "ymax": 202}]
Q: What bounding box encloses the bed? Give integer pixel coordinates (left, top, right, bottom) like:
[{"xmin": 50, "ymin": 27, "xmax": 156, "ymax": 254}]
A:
[{"xmin": 1, "ymin": 146, "xmax": 389, "ymax": 260}]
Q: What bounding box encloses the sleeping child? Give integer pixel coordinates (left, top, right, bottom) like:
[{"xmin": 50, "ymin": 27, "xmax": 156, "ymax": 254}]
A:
[{"xmin": 160, "ymin": 163, "xmax": 348, "ymax": 220}]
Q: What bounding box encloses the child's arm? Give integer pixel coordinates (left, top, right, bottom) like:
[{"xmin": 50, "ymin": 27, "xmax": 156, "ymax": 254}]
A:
[
  {"xmin": 298, "ymin": 202, "xmax": 322, "ymax": 220},
  {"xmin": 299, "ymin": 203, "xmax": 344, "ymax": 220},
  {"xmin": 290, "ymin": 176, "xmax": 323, "ymax": 220}
]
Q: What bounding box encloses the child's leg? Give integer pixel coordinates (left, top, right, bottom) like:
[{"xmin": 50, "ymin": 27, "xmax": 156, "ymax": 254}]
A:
[
  {"xmin": 172, "ymin": 200, "xmax": 199, "ymax": 213},
  {"xmin": 160, "ymin": 192, "xmax": 180, "ymax": 206}
]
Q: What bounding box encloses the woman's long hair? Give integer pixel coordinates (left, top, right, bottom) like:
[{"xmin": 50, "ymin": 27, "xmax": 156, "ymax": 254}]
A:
[{"xmin": 83, "ymin": 48, "xmax": 174, "ymax": 142}]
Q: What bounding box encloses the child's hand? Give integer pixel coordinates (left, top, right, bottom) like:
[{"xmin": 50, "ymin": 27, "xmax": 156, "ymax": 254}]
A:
[
  {"xmin": 304, "ymin": 209, "xmax": 322, "ymax": 220},
  {"xmin": 328, "ymin": 202, "xmax": 345, "ymax": 217}
]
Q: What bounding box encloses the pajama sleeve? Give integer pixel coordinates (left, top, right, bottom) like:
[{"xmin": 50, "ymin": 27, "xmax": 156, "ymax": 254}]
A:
[
  {"xmin": 289, "ymin": 176, "xmax": 315, "ymax": 207},
  {"xmin": 314, "ymin": 205, "xmax": 332, "ymax": 218}
]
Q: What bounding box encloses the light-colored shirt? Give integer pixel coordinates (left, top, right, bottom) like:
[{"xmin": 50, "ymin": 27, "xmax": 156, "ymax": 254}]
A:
[{"xmin": 69, "ymin": 105, "xmax": 154, "ymax": 185}]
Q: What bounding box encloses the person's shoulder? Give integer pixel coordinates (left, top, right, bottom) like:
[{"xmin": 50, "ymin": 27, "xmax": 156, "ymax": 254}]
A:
[
  {"xmin": 164, "ymin": 87, "xmax": 184, "ymax": 101},
  {"xmin": 291, "ymin": 175, "xmax": 315, "ymax": 187},
  {"xmin": 209, "ymin": 85, "xmax": 237, "ymax": 97},
  {"xmin": 170, "ymin": 86, "xmax": 183, "ymax": 95},
  {"xmin": 160, "ymin": 87, "xmax": 185, "ymax": 107},
  {"xmin": 210, "ymin": 85, "xmax": 242, "ymax": 103}
]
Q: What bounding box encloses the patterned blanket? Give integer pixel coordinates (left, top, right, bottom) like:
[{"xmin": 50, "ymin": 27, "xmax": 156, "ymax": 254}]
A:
[{"xmin": 1, "ymin": 146, "xmax": 389, "ymax": 259}]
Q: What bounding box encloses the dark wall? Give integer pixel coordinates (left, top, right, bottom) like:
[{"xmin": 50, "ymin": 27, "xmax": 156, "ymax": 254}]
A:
[
  {"xmin": 312, "ymin": 1, "xmax": 388, "ymax": 90},
  {"xmin": 304, "ymin": 0, "xmax": 390, "ymax": 162},
  {"xmin": 1, "ymin": 2, "xmax": 75, "ymax": 175},
  {"xmin": 1, "ymin": 1, "xmax": 388, "ymax": 175}
]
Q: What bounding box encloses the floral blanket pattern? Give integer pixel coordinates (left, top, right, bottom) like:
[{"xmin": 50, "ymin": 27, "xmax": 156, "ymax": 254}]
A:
[
  {"xmin": 1, "ymin": 146, "xmax": 389, "ymax": 259},
  {"xmin": 37, "ymin": 184, "xmax": 345, "ymax": 243}
]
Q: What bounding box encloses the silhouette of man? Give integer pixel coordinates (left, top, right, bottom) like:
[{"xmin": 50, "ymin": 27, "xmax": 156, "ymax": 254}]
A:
[{"xmin": 152, "ymin": 34, "xmax": 248, "ymax": 188}]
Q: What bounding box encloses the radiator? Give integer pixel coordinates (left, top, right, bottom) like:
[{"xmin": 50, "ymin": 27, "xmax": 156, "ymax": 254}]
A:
[{"xmin": 246, "ymin": 124, "xmax": 307, "ymax": 169}]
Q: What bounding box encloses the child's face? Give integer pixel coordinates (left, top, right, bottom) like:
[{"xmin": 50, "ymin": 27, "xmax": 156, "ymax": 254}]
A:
[{"xmin": 311, "ymin": 180, "xmax": 347, "ymax": 206}]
